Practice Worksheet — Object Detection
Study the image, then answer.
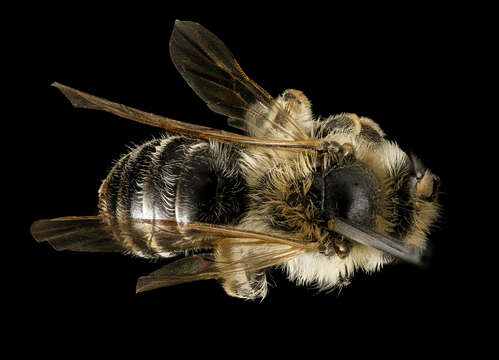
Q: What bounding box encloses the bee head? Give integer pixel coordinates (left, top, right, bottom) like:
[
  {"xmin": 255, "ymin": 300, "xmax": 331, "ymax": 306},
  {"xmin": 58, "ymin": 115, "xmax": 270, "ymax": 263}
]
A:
[
  {"xmin": 309, "ymin": 141, "xmax": 440, "ymax": 259},
  {"xmin": 367, "ymin": 143, "xmax": 441, "ymax": 250}
]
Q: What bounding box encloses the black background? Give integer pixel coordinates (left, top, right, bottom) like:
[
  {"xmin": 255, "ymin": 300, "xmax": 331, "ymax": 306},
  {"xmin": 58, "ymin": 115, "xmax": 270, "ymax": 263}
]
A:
[{"xmin": 12, "ymin": 4, "xmax": 487, "ymax": 357}]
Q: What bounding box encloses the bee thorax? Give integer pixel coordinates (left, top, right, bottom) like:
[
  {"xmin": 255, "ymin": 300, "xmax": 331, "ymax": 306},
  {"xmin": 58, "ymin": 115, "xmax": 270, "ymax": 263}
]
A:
[{"xmin": 310, "ymin": 163, "xmax": 380, "ymax": 230}]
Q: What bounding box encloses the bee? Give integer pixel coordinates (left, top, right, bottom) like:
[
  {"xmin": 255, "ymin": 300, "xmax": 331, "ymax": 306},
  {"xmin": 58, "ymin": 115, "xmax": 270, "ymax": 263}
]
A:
[{"xmin": 32, "ymin": 20, "xmax": 440, "ymax": 300}]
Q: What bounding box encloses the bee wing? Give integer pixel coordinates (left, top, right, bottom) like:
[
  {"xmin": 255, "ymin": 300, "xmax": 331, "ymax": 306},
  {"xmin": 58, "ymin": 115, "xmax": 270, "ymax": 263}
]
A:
[
  {"xmin": 169, "ymin": 20, "xmax": 311, "ymax": 141},
  {"xmin": 31, "ymin": 216, "xmax": 210, "ymax": 254},
  {"xmin": 135, "ymin": 243, "xmax": 304, "ymax": 293},
  {"xmin": 32, "ymin": 216, "xmax": 314, "ymax": 251},
  {"xmin": 332, "ymin": 218, "xmax": 424, "ymax": 266},
  {"xmin": 32, "ymin": 216, "xmax": 317, "ymax": 292},
  {"xmin": 135, "ymin": 220, "xmax": 315, "ymax": 292},
  {"xmin": 52, "ymin": 82, "xmax": 319, "ymax": 150},
  {"xmin": 31, "ymin": 216, "xmax": 123, "ymax": 252}
]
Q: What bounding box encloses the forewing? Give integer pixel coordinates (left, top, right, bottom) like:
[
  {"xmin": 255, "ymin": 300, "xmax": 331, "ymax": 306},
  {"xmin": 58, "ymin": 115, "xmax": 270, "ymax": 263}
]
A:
[
  {"xmin": 52, "ymin": 82, "xmax": 319, "ymax": 150},
  {"xmin": 31, "ymin": 216, "xmax": 192, "ymax": 254},
  {"xmin": 169, "ymin": 20, "xmax": 310, "ymax": 140},
  {"xmin": 31, "ymin": 216, "xmax": 122, "ymax": 252}
]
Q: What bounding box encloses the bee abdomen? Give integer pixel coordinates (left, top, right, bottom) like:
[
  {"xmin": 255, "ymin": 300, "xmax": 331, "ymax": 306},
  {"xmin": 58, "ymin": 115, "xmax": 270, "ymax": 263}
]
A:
[
  {"xmin": 98, "ymin": 136, "xmax": 248, "ymax": 257},
  {"xmin": 98, "ymin": 136, "xmax": 192, "ymax": 257},
  {"xmin": 175, "ymin": 142, "xmax": 249, "ymax": 225}
]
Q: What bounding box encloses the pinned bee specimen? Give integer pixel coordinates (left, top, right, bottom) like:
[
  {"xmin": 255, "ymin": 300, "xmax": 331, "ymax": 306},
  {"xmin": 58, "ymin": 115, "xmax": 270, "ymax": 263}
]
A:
[{"xmin": 32, "ymin": 20, "xmax": 440, "ymax": 300}]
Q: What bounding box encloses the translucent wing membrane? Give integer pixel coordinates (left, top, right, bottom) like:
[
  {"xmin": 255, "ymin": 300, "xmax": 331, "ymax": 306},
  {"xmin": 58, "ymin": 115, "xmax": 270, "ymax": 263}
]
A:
[
  {"xmin": 31, "ymin": 216, "xmax": 317, "ymax": 292},
  {"xmin": 135, "ymin": 244, "xmax": 305, "ymax": 293},
  {"xmin": 52, "ymin": 82, "xmax": 319, "ymax": 150},
  {"xmin": 30, "ymin": 216, "xmax": 122, "ymax": 252},
  {"xmin": 169, "ymin": 20, "xmax": 310, "ymax": 140}
]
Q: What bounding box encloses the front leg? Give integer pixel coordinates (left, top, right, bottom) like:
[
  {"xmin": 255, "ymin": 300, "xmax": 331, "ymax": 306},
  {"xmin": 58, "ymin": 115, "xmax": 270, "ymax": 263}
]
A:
[
  {"xmin": 318, "ymin": 232, "xmax": 352, "ymax": 259},
  {"xmin": 319, "ymin": 113, "xmax": 386, "ymax": 146},
  {"xmin": 318, "ymin": 219, "xmax": 351, "ymax": 259},
  {"xmin": 318, "ymin": 141, "xmax": 356, "ymax": 171}
]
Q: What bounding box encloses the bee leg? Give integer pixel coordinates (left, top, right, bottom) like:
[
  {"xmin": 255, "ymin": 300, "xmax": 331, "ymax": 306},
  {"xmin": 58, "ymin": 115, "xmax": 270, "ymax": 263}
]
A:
[
  {"xmin": 332, "ymin": 235, "xmax": 351, "ymax": 259},
  {"xmin": 338, "ymin": 143, "xmax": 355, "ymax": 165},
  {"xmin": 337, "ymin": 275, "xmax": 352, "ymax": 287},
  {"xmin": 318, "ymin": 241, "xmax": 336, "ymax": 256},
  {"xmin": 282, "ymin": 89, "xmax": 309, "ymax": 106},
  {"xmin": 319, "ymin": 228, "xmax": 351, "ymax": 259},
  {"xmin": 318, "ymin": 228, "xmax": 336, "ymax": 256},
  {"xmin": 318, "ymin": 237, "xmax": 351, "ymax": 258},
  {"xmin": 320, "ymin": 142, "xmax": 356, "ymax": 168}
]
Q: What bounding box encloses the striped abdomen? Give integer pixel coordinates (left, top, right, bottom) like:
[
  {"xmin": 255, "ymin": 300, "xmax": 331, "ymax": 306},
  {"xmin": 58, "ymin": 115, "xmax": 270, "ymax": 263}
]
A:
[{"xmin": 98, "ymin": 135, "xmax": 249, "ymax": 258}]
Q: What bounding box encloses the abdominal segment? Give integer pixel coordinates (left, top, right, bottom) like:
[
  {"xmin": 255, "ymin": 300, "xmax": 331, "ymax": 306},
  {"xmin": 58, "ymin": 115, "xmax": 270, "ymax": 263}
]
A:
[{"xmin": 97, "ymin": 135, "xmax": 248, "ymax": 258}]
